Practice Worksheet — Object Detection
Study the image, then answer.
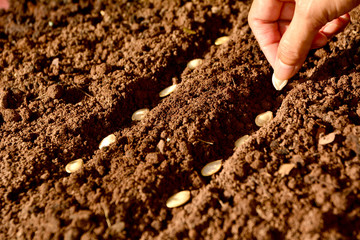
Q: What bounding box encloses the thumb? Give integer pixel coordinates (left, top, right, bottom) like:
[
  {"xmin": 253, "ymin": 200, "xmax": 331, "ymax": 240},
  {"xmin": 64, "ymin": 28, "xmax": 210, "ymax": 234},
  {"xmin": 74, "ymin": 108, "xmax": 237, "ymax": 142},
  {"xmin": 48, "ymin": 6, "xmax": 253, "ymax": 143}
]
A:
[{"xmin": 274, "ymin": 10, "xmax": 321, "ymax": 80}]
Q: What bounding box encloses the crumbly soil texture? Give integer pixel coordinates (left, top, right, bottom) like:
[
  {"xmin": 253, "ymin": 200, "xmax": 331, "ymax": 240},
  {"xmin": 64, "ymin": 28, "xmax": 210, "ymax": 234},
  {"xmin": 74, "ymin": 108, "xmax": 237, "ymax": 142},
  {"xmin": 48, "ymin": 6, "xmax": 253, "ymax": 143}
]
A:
[{"xmin": 1, "ymin": 1, "xmax": 360, "ymax": 239}]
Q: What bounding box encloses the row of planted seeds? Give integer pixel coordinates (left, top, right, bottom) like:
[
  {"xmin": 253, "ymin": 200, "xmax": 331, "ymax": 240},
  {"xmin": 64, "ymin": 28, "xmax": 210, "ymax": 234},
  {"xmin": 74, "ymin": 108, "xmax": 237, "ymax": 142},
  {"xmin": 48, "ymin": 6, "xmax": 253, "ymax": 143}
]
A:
[
  {"xmin": 64, "ymin": 35, "xmax": 337, "ymax": 210},
  {"xmin": 64, "ymin": 36, "xmax": 273, "ymax": 209}
]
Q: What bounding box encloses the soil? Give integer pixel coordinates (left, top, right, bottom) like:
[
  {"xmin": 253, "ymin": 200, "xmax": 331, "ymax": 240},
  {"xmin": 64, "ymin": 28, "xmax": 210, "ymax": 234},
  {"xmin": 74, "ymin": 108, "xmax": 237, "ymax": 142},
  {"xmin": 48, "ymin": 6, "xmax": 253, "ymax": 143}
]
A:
[{"xmin": 1, "ymin": 0, "xmax": 360, "ymax": 239}]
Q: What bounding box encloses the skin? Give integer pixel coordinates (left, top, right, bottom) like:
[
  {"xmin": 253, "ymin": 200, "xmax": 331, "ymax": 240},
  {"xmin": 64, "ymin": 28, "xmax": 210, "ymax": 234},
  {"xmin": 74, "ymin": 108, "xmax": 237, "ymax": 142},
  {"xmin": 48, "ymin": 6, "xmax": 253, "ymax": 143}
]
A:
[
  {"xmin": 0, "ymin": 0, "xmax": 9, "ymax": 10},
  {"xmin": 248, "ymin": 0, "xmax": 360, "ymax": 81}
]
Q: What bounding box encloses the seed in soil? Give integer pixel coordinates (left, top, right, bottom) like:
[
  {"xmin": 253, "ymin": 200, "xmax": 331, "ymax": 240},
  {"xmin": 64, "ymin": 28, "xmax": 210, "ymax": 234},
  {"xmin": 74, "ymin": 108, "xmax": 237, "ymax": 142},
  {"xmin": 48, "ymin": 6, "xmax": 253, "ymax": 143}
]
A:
[
  {"xmin": 201, "ymin": 160, "xmax": 222, "ymax": 176},
  {"xmin": 255, "ymin": 111, "xmax": 273, "ymax": 127},
  {"xmin": 278, "ymin": 163, "xmax": 296, "ymax": 177},
  {"xmin": 319, "ymin": 132, "xmax": 336, "ymax": 145},
  {"xmin": 183, "ymin": 27, "xmax": 196, "ymax": 35},
  {"xmin": 234, "ymin": 135, "xmax": 250, "ymax": 148},
  {"xmin": 159, "ymin": 84, "xmax": 177, "ymax": 98},
  {"xmin": 132, "ymin": 108, "xmax": 150, "ymax": 121},
  {"xmin": 272, "ymin": 73, "xmax": 288, "ymax": 91},
  {"xmin": 99, "ymin": 134, "xmax": 116, "ymax": 149},
  {"xmin": 166, "ymin": 190, "xmax": 191, "ymax": 208},
  {"xmin": 65, "ymin": 159, "xmax": 84, "ymax": 173},
  {"xmin": 187, "ymin": 59, "xmax": 203, "ymax": 70},
  {"xmin": 215, "ymin": 36, "xmax": 230, "ymax": 45}
]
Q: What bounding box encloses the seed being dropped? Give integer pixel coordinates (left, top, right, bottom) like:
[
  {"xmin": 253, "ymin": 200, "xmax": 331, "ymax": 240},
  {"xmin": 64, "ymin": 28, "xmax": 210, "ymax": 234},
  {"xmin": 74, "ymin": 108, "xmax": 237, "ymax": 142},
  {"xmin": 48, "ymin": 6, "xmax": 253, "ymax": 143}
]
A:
[
  {"xmin": 319, "ymin": 132, "xmax": 336, "ymax": 145},
  {"xmin": 187, "ymin": 59, "xmax": 203, "ymax": 70},
  {"xmin": 234, "ymin": 135, "xmax": 250, "ymax": 148},
  {"xmin": 272, "ymin": 73, "xmax": 288, "ymax": 91},
  {"xmin": 278, "ymin": 163, "xmax": 296, "ymax": 177},
  {"xmin": 132, "ymin": 108, "xmax": 150, "ymax": 121},
  {"xmin": 159, "ymin": 84, "xmax": 177, "ymax": 98},
  {"xmin": 99, "ymin": 134, "xmax": 116, "ymax": 149},
  {"xmin": 255, "ymin": 111, "xmax": 273, "ymax": 127},
  {"xmin": 65, "ymin": 159, "xmax": 84, "ymax": 173},
  {"xmin": 201, "ymin": 160, "xmax": 222, "ymax": 177},
  {"xmin": 166, "ymin": 190, "xmax": 191, "ymax": 208},
  {"xmin": 215, "ymin": 36, "xmax": 230, "ymax": 46}
]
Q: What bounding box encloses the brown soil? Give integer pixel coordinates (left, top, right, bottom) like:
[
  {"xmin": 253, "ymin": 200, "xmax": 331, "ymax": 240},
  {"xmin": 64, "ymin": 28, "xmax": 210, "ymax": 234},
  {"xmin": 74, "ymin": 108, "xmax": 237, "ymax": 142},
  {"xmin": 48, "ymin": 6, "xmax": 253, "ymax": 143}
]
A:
[{"xmin": 1, "ymin": 1, "xmax": 360, "ymax": 239}]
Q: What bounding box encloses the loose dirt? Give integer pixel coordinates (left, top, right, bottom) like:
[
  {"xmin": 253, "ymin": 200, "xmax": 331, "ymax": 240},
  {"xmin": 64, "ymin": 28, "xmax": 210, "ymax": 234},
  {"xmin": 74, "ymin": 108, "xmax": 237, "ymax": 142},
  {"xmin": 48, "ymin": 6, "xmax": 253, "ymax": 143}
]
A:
[{"xmin": 1, "ymin": 0, "xmax": 360, "ymax": 239}]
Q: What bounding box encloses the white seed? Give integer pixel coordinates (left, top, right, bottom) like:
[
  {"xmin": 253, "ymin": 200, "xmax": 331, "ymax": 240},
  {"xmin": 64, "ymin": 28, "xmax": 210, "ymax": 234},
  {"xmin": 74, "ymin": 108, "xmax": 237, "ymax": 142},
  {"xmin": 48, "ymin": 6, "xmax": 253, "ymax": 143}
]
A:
[
  {"xmin": 187, "ymin": 59, "xmax": 203, "ymax": 70},
  {"xmin": 166, "ymin": 190, "xmax": 191, "ymax": 208},
  {"xmin": 159, "ymin": 84, "xmax": 177, "ymax": 98},
  {"xmin": 215, "ymin": 36, "xmax": 230, "ymax": 46},
  {"xmin": 48, "ymin": 21, "xmax": 54, "ymax": 27},
  {"xmin": 131, "ymin": 108, "xmax": 150, "ymax": 121},
  {"xmin": 272, "ymin": 73, "xmax": 288, "ymax": 91},
  {"xmin": 201, "ymin": 160, "xmax": 222, "ymax": 177},
  {"xmin": 255, "ymin": 111, "xmax": 273, "ymax": 127},
  {"xmin": 234, "ymin": 135, "xmax": 250, "ymax": 148},
  {"xmin": 278, "ymin": 163, "xmax": 296, "ymax": 177},
  {"xmin": 99, "ymin": 134, "xmax": 116, "ymax": 149},
  {"xmin": 319, "ymin": 132, "xmax": 336, "ymax": 145},
  {"xmin": 65, "ymin": 159, "xmax": 83, "ymax": 173}
]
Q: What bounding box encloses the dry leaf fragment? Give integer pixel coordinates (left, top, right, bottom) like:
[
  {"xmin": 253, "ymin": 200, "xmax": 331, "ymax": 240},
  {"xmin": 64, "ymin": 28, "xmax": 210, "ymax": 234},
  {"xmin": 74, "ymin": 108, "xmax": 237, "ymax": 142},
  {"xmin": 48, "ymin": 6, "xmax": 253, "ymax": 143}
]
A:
[
  {"xmin": 278, "ymin": 163, "xmax": 295, "ymax": 177},
  {"xmin": 319, "ymin": 132, "xmax": 336, "ymax": 145}
]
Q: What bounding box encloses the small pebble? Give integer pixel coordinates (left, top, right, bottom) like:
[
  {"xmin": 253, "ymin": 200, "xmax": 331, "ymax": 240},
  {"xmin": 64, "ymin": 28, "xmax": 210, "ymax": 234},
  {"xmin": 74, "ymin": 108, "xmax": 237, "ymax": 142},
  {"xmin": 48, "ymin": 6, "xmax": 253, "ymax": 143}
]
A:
[
  {"xmin": 2, "ymin": 109, "xmax": 21, "ymax": 122},
  {"xmin": 131, "ymin": 108, "xmax": 150, "ymax": 121},
  {"xmin": 201, "ymin": 160, "xmax": 222, "ymax": 177},
  {"xmin": 157, "ymin": 140, "xmax": 165, "ymax": 154},
  {"xmin": 211, "ymin": 6, "xmax": 221, "ymax": 14},
  {"xmin": 65, "ymin": 159, "xmax": 83, "ymax": 173},
  {"xmin": 187, "ymin": 59, "xmax": 203, "ymax": 70},
  {"xmin": 166, "ymin": 190, "xmax": 191, "ymax": 208},
  {"xmin": 46, "ymin": 84, "xmax": 63, "ymax": 99},
  {"xmin": 255, "ymin": 111, "xmax": 273, "ymax": 127},
  {"xmin": 99, "ymin": 134, "xmax": 116, "ymax": 149},
  {"xmin": 159, "ymin": 84, "xmax": 177, "ymax": 98}
]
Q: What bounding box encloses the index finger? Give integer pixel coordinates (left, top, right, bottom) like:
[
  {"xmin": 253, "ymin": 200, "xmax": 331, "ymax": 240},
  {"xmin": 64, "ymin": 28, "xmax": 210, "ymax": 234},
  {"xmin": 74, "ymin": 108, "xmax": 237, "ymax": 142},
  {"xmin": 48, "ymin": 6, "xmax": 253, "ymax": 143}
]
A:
[{"xmin": 248, "ymin": 0, "xmax": 295, "ymax": 67}]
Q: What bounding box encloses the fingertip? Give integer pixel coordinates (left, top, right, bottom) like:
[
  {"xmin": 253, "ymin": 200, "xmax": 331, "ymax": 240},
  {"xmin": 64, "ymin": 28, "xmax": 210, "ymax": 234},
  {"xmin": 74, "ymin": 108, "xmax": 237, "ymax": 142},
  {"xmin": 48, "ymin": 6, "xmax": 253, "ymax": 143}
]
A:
[
  {"xmin": 339, "ymin": 13, "xmax": 351, "ymax": 23},
  {"xmin": 0, "ymin": 0, "xmax": 9, "ymax": 10},
  {"xmin": 311, "ymin": 32, "xmax": 328, "ymax": 49},
  {"xmin": 274, "ymin": 57, "xmax": 298, "ymax": 81}
]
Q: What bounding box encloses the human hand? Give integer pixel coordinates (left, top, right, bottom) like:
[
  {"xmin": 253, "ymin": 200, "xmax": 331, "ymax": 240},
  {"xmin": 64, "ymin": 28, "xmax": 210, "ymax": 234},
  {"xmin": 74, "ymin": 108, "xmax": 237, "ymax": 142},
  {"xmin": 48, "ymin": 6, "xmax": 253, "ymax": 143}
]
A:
[
  {"xmin": 248, "ymin": 0, "xmax": 360, "ymax": 90},
  {"xmin": 0, "ymin": 0, "xmax": 9, "ymax": 10}
]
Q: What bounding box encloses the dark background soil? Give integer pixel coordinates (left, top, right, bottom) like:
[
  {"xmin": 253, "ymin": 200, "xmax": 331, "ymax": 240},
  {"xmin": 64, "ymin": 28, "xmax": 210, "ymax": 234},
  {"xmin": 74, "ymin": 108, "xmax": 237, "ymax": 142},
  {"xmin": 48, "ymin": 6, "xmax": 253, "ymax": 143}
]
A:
[{"xmin": 1, "ymin": 0, "xmax": 360, "ymax": 239}]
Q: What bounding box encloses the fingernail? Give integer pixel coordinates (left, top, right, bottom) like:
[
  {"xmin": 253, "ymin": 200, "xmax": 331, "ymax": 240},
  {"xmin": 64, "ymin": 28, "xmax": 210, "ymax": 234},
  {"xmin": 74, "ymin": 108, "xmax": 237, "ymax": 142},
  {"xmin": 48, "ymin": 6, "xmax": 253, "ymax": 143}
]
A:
[
  {"xmin": 272, "ymin": 73, "xmax": 288, "ymax": 91},
  {"xmin": 339, "ymin": 14, "xmax": 350, "ymax": 22},
  {"xmin": 274, "ymin": 58, "xmax": 296, "ymax": 81}
]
